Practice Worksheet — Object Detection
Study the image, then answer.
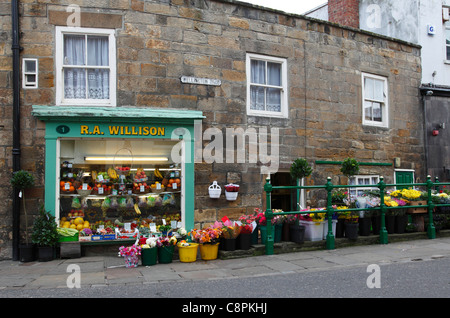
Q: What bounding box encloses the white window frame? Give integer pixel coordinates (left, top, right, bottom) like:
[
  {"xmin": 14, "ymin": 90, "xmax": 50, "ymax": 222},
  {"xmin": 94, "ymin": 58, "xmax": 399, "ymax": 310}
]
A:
[
  {"xmin": 349, "ymin": 175, "xmax": 380, "ymax": 198},
  {"xmin": 361, "ymin": 72, "xmax": 388, "ymax": 128},
  {"xmin": 445, "ymin": 20, "xmax": 450, "ymax": 63},
  {"xmin": 22, "ymin": 58, "xmax": 38, "ymax": 89},
  {"xmin": 246, "ymin": 53, "xmax": 288, "ymax": 118},
  {"xmin": 55, "ymin": 26, "xmax": 116, "ymax": 107}
]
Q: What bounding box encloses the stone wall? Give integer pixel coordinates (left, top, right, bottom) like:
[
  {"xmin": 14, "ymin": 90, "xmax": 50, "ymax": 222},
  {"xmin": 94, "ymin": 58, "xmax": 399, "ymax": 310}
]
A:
[{"xmin": 0, "ymin": 0, "xmax": 424, "ymax": 258}]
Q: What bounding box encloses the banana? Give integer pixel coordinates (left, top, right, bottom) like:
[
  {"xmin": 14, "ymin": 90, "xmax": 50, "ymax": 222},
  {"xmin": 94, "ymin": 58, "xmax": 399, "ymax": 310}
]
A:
[
  {"xmin": 91, "ymin": 171, "xmax": 97, "ymax": 181},
  {"xmin": 108, "ymin": 168, "xmax": 117, "ymax": 179},
  {"xmin": 155, "ymin": 168, "xmax": 163, "ymax": 179},
  {"xmin": 134, "ymin": 203, "xmax": 141, "ymax": 215}
]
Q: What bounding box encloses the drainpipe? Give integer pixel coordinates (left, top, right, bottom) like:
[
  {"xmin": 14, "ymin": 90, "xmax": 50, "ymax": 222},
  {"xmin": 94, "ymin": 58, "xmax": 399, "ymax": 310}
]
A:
[{"xmin": 11, "ymin": 0, "xmax": 21, "ymax": 261}]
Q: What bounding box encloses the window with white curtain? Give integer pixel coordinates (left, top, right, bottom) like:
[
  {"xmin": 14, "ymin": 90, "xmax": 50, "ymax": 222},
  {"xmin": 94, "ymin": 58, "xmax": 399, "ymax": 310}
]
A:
[
  {"xmin": 246, "ymin": 53, "xmax": 288, "ymax": 118},
  {"xmin": 362, "ymin": 72, "xmax": 388, "ymax": 127},
  {"xmin": 55, "ymin": 27, "xmax": 116, "ymax": 106}
]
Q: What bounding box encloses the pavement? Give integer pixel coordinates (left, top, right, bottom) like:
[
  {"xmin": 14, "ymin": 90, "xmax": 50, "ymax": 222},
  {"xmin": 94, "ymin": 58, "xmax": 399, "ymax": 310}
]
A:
[{"xmin": 2, "ymin": 236, "xmax": 450, "ymax": 290}]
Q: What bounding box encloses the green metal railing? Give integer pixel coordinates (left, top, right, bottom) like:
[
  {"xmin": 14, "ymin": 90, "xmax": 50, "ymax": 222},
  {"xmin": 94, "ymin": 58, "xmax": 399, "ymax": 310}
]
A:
[{"xmin": 263, "ymin": 176, "xmax": 450, "ymax": 255}]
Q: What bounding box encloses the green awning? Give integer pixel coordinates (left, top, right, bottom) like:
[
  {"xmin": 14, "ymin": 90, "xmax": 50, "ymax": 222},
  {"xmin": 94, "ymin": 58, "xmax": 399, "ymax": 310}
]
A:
[{"xmin": 32, "ymin": 105, "xmax": 205, "ymax": 124}]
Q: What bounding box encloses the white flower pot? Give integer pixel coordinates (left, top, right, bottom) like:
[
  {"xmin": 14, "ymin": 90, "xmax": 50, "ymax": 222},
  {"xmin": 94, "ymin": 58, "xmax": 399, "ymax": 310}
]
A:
[{"xmin": 225, "ymin": 191, "xmax": 238, "ymax": 201}]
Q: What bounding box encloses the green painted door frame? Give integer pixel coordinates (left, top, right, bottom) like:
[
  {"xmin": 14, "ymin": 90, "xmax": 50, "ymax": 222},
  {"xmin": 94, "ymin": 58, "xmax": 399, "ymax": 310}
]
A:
[{"xmin": 32, "ymin": 105, "xmax": 204, "ymax": 231}]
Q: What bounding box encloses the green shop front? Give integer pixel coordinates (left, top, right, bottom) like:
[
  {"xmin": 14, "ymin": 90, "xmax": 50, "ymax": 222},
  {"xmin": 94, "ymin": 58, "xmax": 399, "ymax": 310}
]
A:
[{"xmin": 32, "ymin": 105, "xmax": 204, "ymax": 240}]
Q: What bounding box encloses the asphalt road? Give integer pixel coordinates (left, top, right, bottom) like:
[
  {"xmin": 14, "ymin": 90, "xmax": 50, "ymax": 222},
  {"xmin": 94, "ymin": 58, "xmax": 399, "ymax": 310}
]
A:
[{"xmin": 2, "ymin": 256, "xmax": 450, "ymax": 300}]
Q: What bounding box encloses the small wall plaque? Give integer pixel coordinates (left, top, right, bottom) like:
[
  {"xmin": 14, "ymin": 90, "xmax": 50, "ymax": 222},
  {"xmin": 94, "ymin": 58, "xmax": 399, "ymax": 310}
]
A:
[{"xmin": 180, "ymin": 76, "xmax": 221, "ymax": 86}]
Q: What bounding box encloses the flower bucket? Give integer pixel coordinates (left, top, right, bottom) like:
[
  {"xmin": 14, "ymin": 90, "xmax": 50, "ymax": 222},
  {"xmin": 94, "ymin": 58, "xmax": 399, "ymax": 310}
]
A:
[
  {"xmin": 141, "ymin": 247, "xmax": 157, "ymax": 266},
  {"xmin": 345, "ymin": 223, "xmax": 359, "ymax": 240},
  {"xmin": 237, "ymin": 233, "xmax": 252, "ymax": 250},
  {"xmin": 274, "ymin": 223, "xmax": 282, "ymax": 242},
  {"xmin": 221, "ymin": 238, "xmax": 236, "ymax": 251},
  {"xmin": 300, "ymin": 220, "xmax": 324, "ymax": 241},
  {"xmin": 177, "ymin": 242, "xmax": 198, "ymax": 263},
  {"xmin": 124, "ymin": 255, "xmax": 139, "ymax": 268},
  {"xmin": 158, "ymin": 245, "xmax": 174, "ymax": 264},
  {"xmin": 259, "ymin": 225, "xmax": 274, "ymax": 244},
  {"xmin": 289, "ymin": 224, "xmax": 305, "ymax": 243},
  {"xmin": 199, "ymin": 243, "xmax": 219, "ymax": 260}
]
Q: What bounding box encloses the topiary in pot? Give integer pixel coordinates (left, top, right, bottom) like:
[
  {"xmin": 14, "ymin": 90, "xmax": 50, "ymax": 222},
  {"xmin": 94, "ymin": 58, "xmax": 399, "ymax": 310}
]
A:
[
  {"xmin": 290, "ymin": 158, "xmax": 313, "ymax": 180},
  {"xmin": 290, "ymin": 158, "xmax": 313, "ymax": 210},
  {"xmin": 340, "ymin": 158, "xmax": 360, "ymax": 178},
  {"xmin": 10, "ymin": 170, "xmax": 35, "ymax": 246}
]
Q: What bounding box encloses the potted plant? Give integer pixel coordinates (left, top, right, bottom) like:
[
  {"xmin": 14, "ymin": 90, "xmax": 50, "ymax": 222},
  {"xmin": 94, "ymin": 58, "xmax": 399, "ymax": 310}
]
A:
[
  {"xmin": 340, "ymin": 158, "xmax": 360, "ymax": 178},
  {"xmin": 344, "ymin": 211, "xmax": 359, "ymax": 240},
  {"xmin": 356, "ymin": 196, "xmax": 372, "ymax": 236},
  {"xmin": 289, "ymin": 214, "xmax": 306, "ymax": 243},
  {"xmin": 139, "ymin": 237, "xmax": 158, "ymax": 266},
  {"xmin": 156, "ymin": 235, "xmax": 177, "ymax": 264},
  {"xmin": 237, "ymin": 222, "xmax": 253, "ymax": 250},
  {"xmin": 190, "ymin": 227, "xmax": 222, "ymax": 260},
  {"xmin": 31, "ymin": 206, "xmax": 59, "ymax": 262},
  {"xmin": 118, "ymin": 244, "xmax": 141, "ymax": 268},
  {"xmin": 290, "ymin": 158, "xmax": 313, "ymax": 209},
  {"xmin": 217, "ymin": 217, "xmax": 241, "ymax": 251},
  {"xmin": 238, "ymin": 213, "xmax": 257, "ymax": 246},
  {"xmin": 10, "ymin": 170, "xmax": 35, "ymax": 262}
]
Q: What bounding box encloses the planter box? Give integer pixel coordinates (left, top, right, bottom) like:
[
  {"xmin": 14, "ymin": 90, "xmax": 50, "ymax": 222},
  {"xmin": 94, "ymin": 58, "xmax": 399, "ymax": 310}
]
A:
[
  {"xmin": 407, "ymin": 201, "xmax": 428, "ymax": 214},
  {"xmin": 300, "ymin": 220, "xmax": 324, "ymax": 241}
]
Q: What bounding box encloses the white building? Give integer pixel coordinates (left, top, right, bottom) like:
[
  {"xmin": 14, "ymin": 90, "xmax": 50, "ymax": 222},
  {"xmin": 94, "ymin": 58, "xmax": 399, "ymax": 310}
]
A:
[{"xmin": 306, "ymin": 0, "xmax": 450, "ymax": 180}]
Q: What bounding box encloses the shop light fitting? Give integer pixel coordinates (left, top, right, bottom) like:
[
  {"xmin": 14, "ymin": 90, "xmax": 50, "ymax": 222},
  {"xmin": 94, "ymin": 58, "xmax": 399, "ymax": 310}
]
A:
[{"xmin": 84, "ymin": 156, "xmax": 169, "ymax": 162}]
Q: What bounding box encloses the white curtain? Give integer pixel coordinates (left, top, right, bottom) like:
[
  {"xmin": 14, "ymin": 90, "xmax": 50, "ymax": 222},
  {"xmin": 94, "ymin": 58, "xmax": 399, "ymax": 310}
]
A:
[
  {"xmin": 64, "ymin": 35, "xmax": 109, "ymax": 100},
  {"xmin": 250, "ymin": 60, "xmax": 281, "ymax": 112}
]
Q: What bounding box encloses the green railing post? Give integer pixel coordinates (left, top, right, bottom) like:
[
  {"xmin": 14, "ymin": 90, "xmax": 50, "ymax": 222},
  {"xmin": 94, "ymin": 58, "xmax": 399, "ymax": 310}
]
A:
[
  {"xmin": 325, "ymin": 177, "xmax": 335, "ymax": 250},
  {"xmin": 427, "ymin": 175, "xmax": 436, "ymax": 239},
  {"xmin": 378, "ymin": 176, "xmax": 388, "ymax": 244},
  {"xmin": 264, "ymin": 178, "xmax": 274, "ymax": 255}
]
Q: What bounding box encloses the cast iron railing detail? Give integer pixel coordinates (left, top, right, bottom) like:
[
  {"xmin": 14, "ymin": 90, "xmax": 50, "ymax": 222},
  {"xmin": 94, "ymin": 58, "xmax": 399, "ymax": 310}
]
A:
[{"xmin": 263, "ymin": 176, "xmax": 450, "ymax": 255}]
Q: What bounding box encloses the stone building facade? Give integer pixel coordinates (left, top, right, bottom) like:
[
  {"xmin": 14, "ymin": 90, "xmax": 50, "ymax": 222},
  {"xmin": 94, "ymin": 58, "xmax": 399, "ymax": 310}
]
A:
[{"xmin": 0, "ymin": 0, "xmax": 423, "ymax": 259}]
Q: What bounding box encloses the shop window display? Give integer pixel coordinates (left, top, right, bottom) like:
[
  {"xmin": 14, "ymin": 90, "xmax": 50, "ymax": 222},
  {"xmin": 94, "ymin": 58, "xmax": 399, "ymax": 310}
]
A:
[{"xmin": 58, "ymin": 139, "xmax": 183, "ymax": 240}]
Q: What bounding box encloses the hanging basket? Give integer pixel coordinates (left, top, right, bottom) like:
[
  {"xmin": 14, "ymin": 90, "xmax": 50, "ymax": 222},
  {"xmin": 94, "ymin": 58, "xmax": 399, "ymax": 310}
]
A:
[
  {"xmin": 208, "ymin": 181, "xmax": 221, "ymax": 199},
  {"xmin": 225, "ymin": 191, "xmax": 238, "ymax": 201},
  {"xmin": 113, "ymin": 148, "xmax": 133, "ymax": 176}
]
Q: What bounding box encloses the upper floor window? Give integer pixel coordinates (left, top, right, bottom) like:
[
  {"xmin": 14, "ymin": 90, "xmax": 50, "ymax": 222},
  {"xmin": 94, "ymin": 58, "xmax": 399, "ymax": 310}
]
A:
[
  {"xmin": 22, "ymin": 58, "xmax": 38, "ymax": 89},
  {"xmin": 362, "ymin": 72, "xmax": 388, "ymax": 127},
  {"xmin": 55, "ymin": 27, "xmax": 116, "ymax": 106},
  {"xmin": 246, "ymin": 53, "xmax": 288, "ymax": 118},
  {"xmin": 445, "ymin": 21, "xmax": 450, "ymax": 61}
]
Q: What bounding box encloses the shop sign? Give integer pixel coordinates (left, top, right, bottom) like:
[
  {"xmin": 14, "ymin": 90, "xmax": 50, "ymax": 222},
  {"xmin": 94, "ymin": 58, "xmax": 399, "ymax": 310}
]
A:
[{"xmin": 79, "ymin": 125, "xmax": 165, "ymax": 137}]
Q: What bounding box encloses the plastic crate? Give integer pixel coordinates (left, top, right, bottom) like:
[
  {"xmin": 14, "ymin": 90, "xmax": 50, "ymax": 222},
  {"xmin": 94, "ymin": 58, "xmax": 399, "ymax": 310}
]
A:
[
  {"xmin": 58, "ymin": 232, "xmax": 79, "ymax": 242},
  {"xmin": 300, "ymin": 220, "xmax": 324, "ymax": 241}
]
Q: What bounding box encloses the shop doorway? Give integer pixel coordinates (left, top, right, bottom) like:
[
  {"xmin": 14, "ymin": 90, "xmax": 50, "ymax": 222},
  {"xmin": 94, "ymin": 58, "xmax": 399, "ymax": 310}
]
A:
[{"xmin": 270, "ymin": 172, "xmax": 298, "ymax": 212}]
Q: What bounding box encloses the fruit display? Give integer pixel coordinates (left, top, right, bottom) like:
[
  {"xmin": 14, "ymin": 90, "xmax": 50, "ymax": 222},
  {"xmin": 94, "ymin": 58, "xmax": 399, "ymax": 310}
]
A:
[{"xmin": 59, "ymin": 161, "xmax": 182, "ymax": 241}]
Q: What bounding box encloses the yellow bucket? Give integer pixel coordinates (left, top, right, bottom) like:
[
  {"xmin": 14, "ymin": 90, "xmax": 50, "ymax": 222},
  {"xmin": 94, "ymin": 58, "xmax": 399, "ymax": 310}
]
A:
[
  {"xmin": 177, "ymin": 242, "xmax": 199, "ymax": 263},
  {"xmin": 199, "ymin": 243, "xmax": 219, "ymax": 260}
]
